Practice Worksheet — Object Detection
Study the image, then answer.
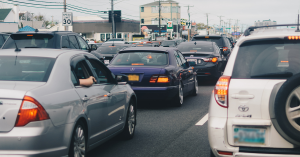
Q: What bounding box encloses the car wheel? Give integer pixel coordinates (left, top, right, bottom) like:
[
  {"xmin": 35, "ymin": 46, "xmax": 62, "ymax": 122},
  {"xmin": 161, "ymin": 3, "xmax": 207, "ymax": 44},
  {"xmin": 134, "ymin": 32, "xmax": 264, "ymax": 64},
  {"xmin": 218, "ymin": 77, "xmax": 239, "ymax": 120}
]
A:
[
  {"xmin": 121, "ymin": 101, "xmax": 136, "ymax": 140},
  {"xmin": 271, "ymin": 73, "xmax": 300, "ymax": 146},
  {"xmin": 191, "ymin": 76, "xmax": 198, "ymax": 96},
  {"xmin": 69, "ymin": 121, "xmax": 87, "ymax": 157},
  {"xmin": 173, "ymin": 82, "xmax": 183, "ymax": 107}
]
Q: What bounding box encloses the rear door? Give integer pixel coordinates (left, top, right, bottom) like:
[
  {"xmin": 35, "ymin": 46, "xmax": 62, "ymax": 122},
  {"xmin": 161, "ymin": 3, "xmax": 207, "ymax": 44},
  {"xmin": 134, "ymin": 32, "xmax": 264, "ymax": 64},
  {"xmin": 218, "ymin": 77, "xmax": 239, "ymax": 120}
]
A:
[
  {"xmin": 178, "ymin": 51, "xmax": 194, "ymax": 93},
  {"xmin": 174, "ymin": 50, "xmax": 189, "ymax": 94}
]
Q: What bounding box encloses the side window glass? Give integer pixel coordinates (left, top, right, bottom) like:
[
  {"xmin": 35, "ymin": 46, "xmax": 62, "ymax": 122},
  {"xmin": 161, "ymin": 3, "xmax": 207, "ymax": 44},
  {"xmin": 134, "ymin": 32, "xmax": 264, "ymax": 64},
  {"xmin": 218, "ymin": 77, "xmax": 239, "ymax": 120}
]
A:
[
  {"xmin": 178, "ymin": 51, "xmax": 187, "ymax": 64},
  {"xmin": 71, "ymin": 71, "xmax": 78, "ymax": 85},
  {"xmin": 3, "ymin": 35, "xmax": 9, "ymax": 40},
  {"xmin": 69, "ymin": 35, "xmax": 79, "ymax": 49},
  {"xmin": 62, "ymin": 36, "xmax": 70, "ymax": 48},
  {"xmin": 73, "ymin": 61, "xmax": 93, "ymax": 80},
  {"xmin": 173, "ymin": 51, "xmax": 182, "ymax": 66},
  {"xmin": 76, "ymin": 36, "xmax": 89, "ymax": 50},
  {"xmin": 0, "ymin": 35, "xmax": 4, "ymax": 47},
  {"xmin": 88, "ymin": 59, "xmax": 114, "ymax": 84}
]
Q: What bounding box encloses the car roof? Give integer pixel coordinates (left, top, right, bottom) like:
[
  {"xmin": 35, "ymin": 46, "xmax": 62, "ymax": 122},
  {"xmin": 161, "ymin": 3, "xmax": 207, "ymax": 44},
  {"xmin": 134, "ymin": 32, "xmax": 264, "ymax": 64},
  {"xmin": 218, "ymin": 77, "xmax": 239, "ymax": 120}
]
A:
[
  {"xmin": 12, "ymin": 31, "xmax": 78, "ymax": 35},
  {"xmin": 120, "ymin": 47, "xmax": 175, "ymax": 53},
  {"xmin": 179, "ymin": 41, "xmax": 215, "ymax": 46},
  {"xmin": 0, "ymin": 48, "xmax": 82, "ymax": 58},
  {"xmin": 193, "ymin": 35, "xmax": 223, "ymax": 38}
]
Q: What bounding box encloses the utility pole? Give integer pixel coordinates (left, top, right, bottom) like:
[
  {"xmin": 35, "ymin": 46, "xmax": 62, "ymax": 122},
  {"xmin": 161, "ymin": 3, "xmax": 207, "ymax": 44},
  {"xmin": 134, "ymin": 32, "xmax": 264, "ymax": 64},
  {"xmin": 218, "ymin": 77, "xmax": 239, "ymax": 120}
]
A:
[
  {"xmin": 185, "ymin": 5, "xmax": 193, "ymax": 41},
  {"xmin": 217, "ymin": 16, "xmax": 224, "ymax": 34},
  {"xmin": 51, "ymin": 16, "xmax": 54, "ymax": 27},
  {"xmin": 111, "ymin": 0, "xmax": 115, "ymax": 38},
  {"xmin": 64, "ymin": 0, "xmax": 68, "ymax": 31},
  {"xmin": 227, "ymin": 19, "xmax": 233, "ymax": 35},
  {"xmin": 158, "ymin": 0, "xmax": 161, "ymax": 36},
  {"xmin": 205, "ymin": 13, "xmax": 209, "ymax": 35},
  {"xmin": 31, "ymin": 13, "xmax": 34, "ymax": 28},
  {"xmin": 176, "ymin": 5, "xmax": 179, "ymax": 39}
]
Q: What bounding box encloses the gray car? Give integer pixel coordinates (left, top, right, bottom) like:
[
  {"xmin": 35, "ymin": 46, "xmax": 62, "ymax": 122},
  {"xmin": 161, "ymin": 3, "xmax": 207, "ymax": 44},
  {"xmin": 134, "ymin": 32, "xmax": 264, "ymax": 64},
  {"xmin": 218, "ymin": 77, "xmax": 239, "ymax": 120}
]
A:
[{"xmin": 0, "ymin": 49, "xmax": 137, "ymax": 156}]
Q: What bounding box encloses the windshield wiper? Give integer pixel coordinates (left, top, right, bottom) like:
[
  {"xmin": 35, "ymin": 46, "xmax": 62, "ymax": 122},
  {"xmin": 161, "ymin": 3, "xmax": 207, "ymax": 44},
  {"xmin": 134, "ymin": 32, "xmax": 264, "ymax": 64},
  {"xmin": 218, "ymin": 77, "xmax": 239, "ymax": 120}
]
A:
[
  {"xmin": 251, "ymin": 72, "xmax": 293, "ymax": 78},
  {"xmin": 24, "ymin": 47, "xmax": 41, "ymax": 48}
]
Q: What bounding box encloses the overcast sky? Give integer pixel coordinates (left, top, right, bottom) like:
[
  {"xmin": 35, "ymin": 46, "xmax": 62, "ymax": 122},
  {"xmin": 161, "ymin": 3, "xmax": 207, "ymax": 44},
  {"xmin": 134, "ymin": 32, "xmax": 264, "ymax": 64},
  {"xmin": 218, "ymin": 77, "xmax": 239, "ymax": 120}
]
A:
[{"xmin": 2, "ymin": 0, "xmax": 300, "ymax": 29}]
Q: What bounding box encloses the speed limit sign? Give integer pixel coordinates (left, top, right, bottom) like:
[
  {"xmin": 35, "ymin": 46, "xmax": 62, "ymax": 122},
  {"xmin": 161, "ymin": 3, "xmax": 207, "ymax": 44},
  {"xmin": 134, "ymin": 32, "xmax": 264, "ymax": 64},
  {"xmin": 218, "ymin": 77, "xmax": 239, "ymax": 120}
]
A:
[{"xmin": 62, "ymin": 12, "xmax": 73, "ymax": 26}]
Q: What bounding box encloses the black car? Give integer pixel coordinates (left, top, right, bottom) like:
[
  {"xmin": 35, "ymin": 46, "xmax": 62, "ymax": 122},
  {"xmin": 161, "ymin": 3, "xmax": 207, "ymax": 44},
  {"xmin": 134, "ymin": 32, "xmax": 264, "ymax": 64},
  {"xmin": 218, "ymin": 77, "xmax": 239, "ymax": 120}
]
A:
[
  {"xmin": 108, "ymin": 47, "xmax": 197, "ymax": 106},
  {"xmin": 94, "ymin": 43, "xmax": 131, "ymax": 65},
  {"xmin": 160, "ymin": 40, "xmax": 177, "ymax": 47},
  {"xmin": 227, "ymin": 37, "xmax": 236, "ymax": 47},
  {"xmin": 131, "ymin": 43, "xmax": 156, "ymax": 47},
  {"xmin": 0, "ymin": 33, "xmax": 10, "ymax": 48},
  {"xmin": 2, "ymin": 31, "xmax": 95, "ymax": 52},
  {"xmin": 192, "ymin": 35, "xmax": 232, "ymax": 56},
  {"xmin": 178, "ymin": 41, "xmax": 226, "ymax": 80}
]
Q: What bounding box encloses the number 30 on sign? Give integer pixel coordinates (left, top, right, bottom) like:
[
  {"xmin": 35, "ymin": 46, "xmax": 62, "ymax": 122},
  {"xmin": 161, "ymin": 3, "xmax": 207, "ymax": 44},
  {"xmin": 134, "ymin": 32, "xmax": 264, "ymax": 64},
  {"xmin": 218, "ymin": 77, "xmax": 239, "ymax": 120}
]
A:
[{"xmin": 62, "ymin": 12, "xmax": 73, "ymax": 26}]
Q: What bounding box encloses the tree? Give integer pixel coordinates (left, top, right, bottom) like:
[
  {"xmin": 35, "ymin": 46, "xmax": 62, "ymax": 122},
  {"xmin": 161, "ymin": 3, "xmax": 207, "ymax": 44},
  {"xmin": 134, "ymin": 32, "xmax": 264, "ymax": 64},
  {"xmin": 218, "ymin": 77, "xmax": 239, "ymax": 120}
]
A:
[
  {"xmin": 34, "ymin": 13, "xmax": 51, "ymax": 28},
  {"xmin": 196, "ymin": 23, "xmax": 209, "ymax": 30}
]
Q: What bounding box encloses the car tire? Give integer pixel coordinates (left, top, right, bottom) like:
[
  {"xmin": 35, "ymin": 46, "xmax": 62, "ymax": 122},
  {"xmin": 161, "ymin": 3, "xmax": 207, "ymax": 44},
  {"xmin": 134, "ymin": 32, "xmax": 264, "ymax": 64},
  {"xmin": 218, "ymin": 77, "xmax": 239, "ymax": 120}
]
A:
[
  {"xmin": 120, "ymin": 100, "xmax": 136, "ymax": 140},
  {"xmin": 68, "ymin": 121, "xmax": 87, "ymax": 157},
  {"xmin": 191, "ymin": 76, "xmax": 198, "ymax": 96},
  {"xmin": 271, "ymin": 73, "xmax": 300, "ymax": 146},
  {"xmin": 173, "ymin": 82, "xmax": 183, "ymax": 107}
]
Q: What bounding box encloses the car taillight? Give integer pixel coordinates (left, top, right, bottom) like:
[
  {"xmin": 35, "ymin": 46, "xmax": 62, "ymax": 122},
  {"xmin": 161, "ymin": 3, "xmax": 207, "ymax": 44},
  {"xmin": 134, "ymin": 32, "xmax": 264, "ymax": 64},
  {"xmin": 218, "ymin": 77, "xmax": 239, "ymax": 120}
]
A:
[
  {"xmin": 15, "ymin": 96, "xmax": 50, "ymax": 127},
  {"xmin": 223, "ymin": 47, "xmax": 228, "ymax": 51},
  {"xmin": 203, "ymin": 57, "xmax": 218, "ymax": 63},
  {"xmin": 214, "ymin": 76, "xmax": 231, "ymax": 108},
  {"xmin": 149, "ymin": 75, "xmax": 170, "ymax": 83}
]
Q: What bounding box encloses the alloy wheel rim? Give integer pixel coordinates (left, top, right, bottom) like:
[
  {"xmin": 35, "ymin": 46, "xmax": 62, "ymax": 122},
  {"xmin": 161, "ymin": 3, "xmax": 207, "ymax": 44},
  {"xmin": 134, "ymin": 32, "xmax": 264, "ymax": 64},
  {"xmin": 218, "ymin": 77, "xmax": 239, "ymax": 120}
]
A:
[
  {"xmin": 179, "ymin": 83, "xmax": 183, "ymax": 104},
  {"xmin": 128, "ymin": 104, "xmax": 135, "ymax": 135},
  {"xmin": 73, "ymin": 125, "xmax": 86, "ymax": 157},
  {"xmin": 286, "ymin": 86, "xmax": 300, "ymax": 132}
]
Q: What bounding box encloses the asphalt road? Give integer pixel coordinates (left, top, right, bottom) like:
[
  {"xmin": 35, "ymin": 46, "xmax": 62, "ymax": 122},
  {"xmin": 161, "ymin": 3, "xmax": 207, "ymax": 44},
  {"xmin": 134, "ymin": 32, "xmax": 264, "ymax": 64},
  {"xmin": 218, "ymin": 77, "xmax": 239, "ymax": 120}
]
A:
[{"xmin": 88, "ymin": 81, "xmax": 215, "ymax": 157}]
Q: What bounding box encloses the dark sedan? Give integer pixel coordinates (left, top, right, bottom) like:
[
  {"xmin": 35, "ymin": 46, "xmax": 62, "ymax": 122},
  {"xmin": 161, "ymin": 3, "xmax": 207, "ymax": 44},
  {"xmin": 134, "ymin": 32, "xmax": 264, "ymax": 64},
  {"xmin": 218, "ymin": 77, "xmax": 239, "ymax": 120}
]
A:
[
  {"xmin": 160, "ymin": 40, "xmax": 177, "ymax": 47},
  {"xmin": 178, "ymin": 41, "xmax": 226, "ymax": 80},
  {"xmin": 108, "ymin": 47, "xmax": 198, "ymax": 107}
]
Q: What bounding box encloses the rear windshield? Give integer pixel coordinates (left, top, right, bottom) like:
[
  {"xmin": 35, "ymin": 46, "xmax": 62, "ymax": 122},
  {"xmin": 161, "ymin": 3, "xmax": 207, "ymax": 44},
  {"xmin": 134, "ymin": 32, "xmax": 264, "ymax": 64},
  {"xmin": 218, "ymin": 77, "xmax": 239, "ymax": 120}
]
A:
[
  {"xmin": 110, "ymin": 52, "xmax": 168, "ymax": 66},
  {"xmin": 192, "ymin": 36, "xmax": 223, "ymax": 46},
  {"xmin": 177, "ymin": 44, "xmax": 214, "ymax": 52},
  {"xmin": 232, "ymin": 39, "xmax": 300, "ymax": 79},
  {"xmin": 0, "ymin": 56, "xmax": 55, "ymax": 82},
  {"xmin": 161, "ymin": 41, "xmax": 176, "ymax": 46},
  {"xmin": 2, "ymin": 34, "xmax": 54, "ymax": 49},
  {"xmin": 96, "ymin": 45, "xmax": 128, "ymax": 54}
]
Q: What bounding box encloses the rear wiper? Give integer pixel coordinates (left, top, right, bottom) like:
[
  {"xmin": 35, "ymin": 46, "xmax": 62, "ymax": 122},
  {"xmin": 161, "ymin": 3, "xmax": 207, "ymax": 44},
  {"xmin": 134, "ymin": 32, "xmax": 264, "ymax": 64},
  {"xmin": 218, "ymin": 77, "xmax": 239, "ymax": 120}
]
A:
[
  {"xmin": 251, "ymin": 72, "xmax": 293, "ymax": 78},
  {"xmin": 24, "ymin": 47, "xmax": 41, "ymax": 48}
]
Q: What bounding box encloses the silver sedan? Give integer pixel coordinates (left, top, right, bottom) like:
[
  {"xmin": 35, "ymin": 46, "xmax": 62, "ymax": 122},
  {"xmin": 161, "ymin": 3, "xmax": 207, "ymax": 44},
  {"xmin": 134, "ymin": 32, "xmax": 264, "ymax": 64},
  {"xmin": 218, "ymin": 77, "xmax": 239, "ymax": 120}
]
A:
[{"xmin": 0, "ymin": 49, "xmax": 137, "ymax": 156}]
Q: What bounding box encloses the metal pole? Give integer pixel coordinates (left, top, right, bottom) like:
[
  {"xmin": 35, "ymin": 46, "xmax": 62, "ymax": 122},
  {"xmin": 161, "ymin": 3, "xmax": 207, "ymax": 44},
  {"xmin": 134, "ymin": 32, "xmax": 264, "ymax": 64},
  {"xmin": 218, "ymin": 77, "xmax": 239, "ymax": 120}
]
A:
[
  {"xmin": 176, "ymin": 5, "xmax": 178, "ymax": 39},
  {"xmin": 31, "ymin": 13, "xmax": 34, "ymax": 28},
  {"xmin": 111, "ymin": 0, "xmax": 115, "ymax": 38},
  {"xmin": 170, "ymin": 3, "xmax": 172, "ymax": 39},
  {"xmin": 159, "ymin": 0, "xmax": 161, "ymax": 36},
  {"xmin": 64, "ymin": 0, "xmax": 67, "ymax": 31}
]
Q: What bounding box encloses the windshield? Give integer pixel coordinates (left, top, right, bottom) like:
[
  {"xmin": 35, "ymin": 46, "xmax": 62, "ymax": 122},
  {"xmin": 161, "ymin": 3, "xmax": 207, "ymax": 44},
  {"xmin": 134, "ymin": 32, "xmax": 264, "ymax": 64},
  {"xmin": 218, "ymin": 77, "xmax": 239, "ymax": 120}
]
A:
[
  {"xmin": 178, "ymin": 44, "xmax": 214, "ymax": 52},
  {"xmin": 232, "ymin": 39, "xmax": 300, "ymax": 79},
  {"xmin": 96, "ymin": 45, "xmax": 128, "ymax": 54},
  {"xmin": 2, "ymin": 34, "xmax": 54, "ymax": 49},
  {"xmin": 0, "ymin": 56, "xmax": 55, "ymax": 82},
  {"xmin": 110, "ymin": 52, "xmax": 168, "ymax": 66},
  {"xmin": 192, "ymin": 36, "xmax": 223, "ymax": 46},
  {"xmin": 161, "ymin": 41, "xmax": 176, "ymax": 46}
]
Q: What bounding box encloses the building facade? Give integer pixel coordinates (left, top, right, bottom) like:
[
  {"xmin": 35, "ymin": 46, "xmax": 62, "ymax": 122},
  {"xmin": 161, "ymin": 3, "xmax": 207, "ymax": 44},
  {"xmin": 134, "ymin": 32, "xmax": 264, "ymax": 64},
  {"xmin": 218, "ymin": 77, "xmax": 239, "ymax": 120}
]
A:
[
  {"xmin": 254, "ymin": 19, "xmax": 277, "ymax": 29},
  {"xmin": 140, "ymin": 0, "xmax": 181, "ymax": 39}
]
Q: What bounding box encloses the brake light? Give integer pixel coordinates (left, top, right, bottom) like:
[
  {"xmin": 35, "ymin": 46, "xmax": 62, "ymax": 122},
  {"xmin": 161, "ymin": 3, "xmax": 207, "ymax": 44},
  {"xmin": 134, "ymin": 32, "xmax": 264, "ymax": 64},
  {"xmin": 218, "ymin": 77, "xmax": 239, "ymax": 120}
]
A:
[
  {"xmin": 223, "ymin": 47, "xmax": 228, "ymax": 51},
  {"xmin": 27, "ymin": 35, "xmax": 33, "ymax": 36},
  {"xmin": 214, "ymin": 76, "xmax": 231, "ymax": 108},
  {"xmin": 15, "ymin": 96, "xmax": 50, "ymax": 127},
  {"xmin": 203, "ymin": 57, "xmax": 218, "ymax": 63},
  {"xmin": 149, "ymin": 75, "xmax": 170, "ymax": 83},
  {"xmin": 287, "ymin": 36, "xmax": 300, "ymax": 40},
  {"xmin": 217, "ymin": 151, "xmax": 233, "ymax": 155}
]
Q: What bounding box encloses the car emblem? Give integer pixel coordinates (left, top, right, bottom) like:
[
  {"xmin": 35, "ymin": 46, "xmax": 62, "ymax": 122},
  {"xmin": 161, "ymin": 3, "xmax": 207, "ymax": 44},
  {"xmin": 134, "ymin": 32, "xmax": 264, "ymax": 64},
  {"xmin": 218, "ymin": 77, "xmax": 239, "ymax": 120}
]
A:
[
  {"xmin": 238, "ymin": 105, "xmax": 249, "ymax": 112},
  {"xmin": 190, "ymin": 55, "xmax": 194, "ymax": 57},
  {"xmin": 130, "ymin": 68, "xmax": 135, "ymax": 71}
]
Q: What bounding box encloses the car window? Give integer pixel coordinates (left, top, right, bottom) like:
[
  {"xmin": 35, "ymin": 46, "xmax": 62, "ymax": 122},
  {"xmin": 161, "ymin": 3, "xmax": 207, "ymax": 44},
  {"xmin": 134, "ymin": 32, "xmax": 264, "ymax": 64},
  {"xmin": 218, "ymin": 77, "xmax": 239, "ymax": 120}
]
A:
[
  {"xmin": 76, "ymin": 36, "xmax": 89, "ymax": 50},
  {"xmin": 178, "ymin": 51, "xmax": 189, "ymax": 68},
  {"xmin": 73, "ymin": 60, "xmax": 92, "ymax": 80},
  {"xmin": 232, "ymin": 39, "xmax": 300, "ymax": 79},
  {"xmin": 69, "ymin": 35, "xmax": 79, "ymax": 49},
  {"xmin": 0, "ymin": 56, "xmax": 55, "ymax": 82},
  {"xmin": 3, "ymin": 35, "xmax": 9, "ymax": 40},
  {"xmin": 2, "ymin": 34, "xmax": 54, "ymax": 49},
  {"xmin": 177, "ymin": 43, "xmax": 214, "ymax": 52},
  {"xmin": 88, "ymin": 59, "xmax": 114, "ymax": 84},
  {"xmin": 0, "ymin": 35, "xmax": 5, "ymax": 48},
  {"xmin": 61, "ymin": 36, "xmax": 70, "ymax": 48},
  {"xmin": 192, "ymin": 36, "xmax": 223, "ymax": 46},
  {"xmin": 110, "ymin": 52, "xmax": 168, "ymax": 66},
  {"xmin": 70, "ymin": 71, "xmax": 78, "ymax": 85},
  {"xmin": 173, "ymin": 50, "xmax": 182, "ymax": 66}
]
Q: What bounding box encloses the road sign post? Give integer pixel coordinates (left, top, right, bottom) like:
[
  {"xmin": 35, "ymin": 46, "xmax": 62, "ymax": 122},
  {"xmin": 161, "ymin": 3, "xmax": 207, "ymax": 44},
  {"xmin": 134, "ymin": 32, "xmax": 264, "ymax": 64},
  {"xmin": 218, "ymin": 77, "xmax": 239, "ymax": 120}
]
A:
[
  {"xmin": 62, "ymin": 12, "xmax": 73, "ymax": 31},
  {"xmin": 167, "ymin": 21, "xmax": 173, "ymax": 38}
]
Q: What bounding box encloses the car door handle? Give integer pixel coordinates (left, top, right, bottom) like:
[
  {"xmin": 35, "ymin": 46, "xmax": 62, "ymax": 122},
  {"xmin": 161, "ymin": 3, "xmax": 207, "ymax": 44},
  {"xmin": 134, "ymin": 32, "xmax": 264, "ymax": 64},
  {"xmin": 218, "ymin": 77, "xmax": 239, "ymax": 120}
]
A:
[
  {"xmin": 107, "ymin": 93, "xmax": 112, "ymax": 97},
  {"xmin": 231, "ymin": 94, "xmax": 254, "ymax": 99},
  {"xmin": 82, "ymin": 97, "xmax": 90, "ymax": 102}
]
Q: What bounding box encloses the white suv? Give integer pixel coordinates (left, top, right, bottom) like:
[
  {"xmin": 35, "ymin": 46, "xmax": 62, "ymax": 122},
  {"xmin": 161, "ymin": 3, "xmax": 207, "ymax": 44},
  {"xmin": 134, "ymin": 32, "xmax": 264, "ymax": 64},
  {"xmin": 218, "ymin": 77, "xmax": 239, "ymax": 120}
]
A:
[{"xmin": 209, "ymin": 25, "xmax": 300, "ymax": 157}]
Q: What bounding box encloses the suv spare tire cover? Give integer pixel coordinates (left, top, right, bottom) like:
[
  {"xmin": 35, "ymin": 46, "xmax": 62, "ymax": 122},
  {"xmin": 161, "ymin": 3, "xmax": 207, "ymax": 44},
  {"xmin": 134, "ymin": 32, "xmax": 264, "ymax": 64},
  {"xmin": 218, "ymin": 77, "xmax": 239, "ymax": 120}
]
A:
[{"xmin": 270, "ymin": 73, "xmax": 300, "ymax": 146}]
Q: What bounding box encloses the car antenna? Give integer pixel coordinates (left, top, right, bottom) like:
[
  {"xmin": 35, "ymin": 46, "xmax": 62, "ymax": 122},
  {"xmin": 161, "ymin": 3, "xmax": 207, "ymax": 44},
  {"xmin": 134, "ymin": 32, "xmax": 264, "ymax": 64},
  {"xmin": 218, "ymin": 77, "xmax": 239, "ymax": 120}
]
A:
[
  {"xmin": 297, "ymin": 11, "xmax": 300, "ymax": 32},
  {"xmin": 14, "ymin": 38, "xmax": 21, "ymax": 52},
  {"xmin": 112, "ymin": 41, "xmax": 114, "ymax": 46}
]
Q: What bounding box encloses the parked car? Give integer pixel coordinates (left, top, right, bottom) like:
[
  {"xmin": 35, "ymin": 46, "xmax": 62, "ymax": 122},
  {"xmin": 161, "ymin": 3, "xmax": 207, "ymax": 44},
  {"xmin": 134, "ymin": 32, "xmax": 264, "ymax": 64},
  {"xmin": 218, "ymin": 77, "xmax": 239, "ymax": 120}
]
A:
[
  {"xmin": 0, "ymin": 48, "xmax": 137, "ymax": 156},
  {"xmin": 192, "ymin": 35, "xmax": 232, "ymax": 57},
  {"xmin": 160, "ymin": 40, "xmax": 177, "ymax": 47},
  {"xmin": 209, "ymin": 25, "xmax": 300, "ymax": 157},
  {"xmin": 108, "ymin": 47, "xmax": 198, "ymax": 107},
  {"xmin": 0, "ymin": 32, "xmax": 10, "ymax": 48},
  {"xmin": 178, "ymin": 41, "xmax": 226, "ymax": 80}
]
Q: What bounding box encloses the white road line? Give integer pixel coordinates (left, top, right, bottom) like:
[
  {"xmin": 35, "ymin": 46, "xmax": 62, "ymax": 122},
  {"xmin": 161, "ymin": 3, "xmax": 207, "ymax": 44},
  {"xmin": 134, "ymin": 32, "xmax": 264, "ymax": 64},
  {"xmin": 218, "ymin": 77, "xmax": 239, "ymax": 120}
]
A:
[{"xmin": 195, "ymin": 113, "xmax": 209, "ymax": 126}]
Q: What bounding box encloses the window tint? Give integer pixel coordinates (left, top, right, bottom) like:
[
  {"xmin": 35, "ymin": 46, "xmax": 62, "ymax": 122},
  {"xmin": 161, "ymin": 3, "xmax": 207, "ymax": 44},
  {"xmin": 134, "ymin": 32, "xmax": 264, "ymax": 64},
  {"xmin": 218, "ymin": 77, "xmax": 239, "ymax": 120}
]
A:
[
  {"xmin": 192, "ymin": 36, "xmax": 223, "ymax": 46},
  {"xmin": 76, "ymin": 36, "xmax": 89, "ymax": 50},
  {"xmin": 61, "ymin": 36, "xmax": 70, "ymax": 48},
  {"xmin": 3, "ymin": 35, "xmax": 9, "ymax": 40},
  {"xmin": 178, "ymin": 51, "xmax": 187, "ymax": 64},
  {"xmin": 232, "ymin": 39, "xmax": 300, "ymax": 79},
  {"xmin": 73, "ymin": 61, "xmax": 91, "ymax": 80},
  {"xmin": 177, "ymin": 43, "xmax": 214, "ymax": 52},
  {"xmin": 174, "ymin": 51, "xmax": 182, "ymax": 66},
  {"xmin": 2, "ymin": 34, "xmax": 54, "ymax": 49},
  {"xmin": 0, "ymin": 35, "xmax": 5, "ymax": 48},
  {"xmin": 71, "ymin": 71, "xmax": 78, "ymax": 85},
  {"xmin": 89, "ymin": 59, "xmax": 113, "ymax": 84},
  {"xmin": 110, "ymin": 52, "xmax": 168, "ymax": 66},
  {"xmin": 69, "ymin": 35, "xmax": 79, "ymax": 49},
  {"xmin": 0, "ymin": 56, "xmax": 55, "ymax": 82}
]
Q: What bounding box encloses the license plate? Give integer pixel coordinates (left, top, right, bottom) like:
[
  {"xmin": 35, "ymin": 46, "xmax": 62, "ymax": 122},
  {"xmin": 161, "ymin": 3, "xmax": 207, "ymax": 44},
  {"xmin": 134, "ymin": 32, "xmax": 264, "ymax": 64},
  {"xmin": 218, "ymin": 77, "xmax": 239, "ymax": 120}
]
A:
[
  {"xmin": 234, "ymin": 127, "xmax": 266, "ymax": 145},
  {"xmin": 104, "ymin": 60, "xmax": 109, "ymax": 64},
  {"xmin": 128, "ymin": 74, "xmax": 139, "ymax": 81},
  {"xmin": 187, "ymin": 59, "xmax": 197, "ymax": 63}
]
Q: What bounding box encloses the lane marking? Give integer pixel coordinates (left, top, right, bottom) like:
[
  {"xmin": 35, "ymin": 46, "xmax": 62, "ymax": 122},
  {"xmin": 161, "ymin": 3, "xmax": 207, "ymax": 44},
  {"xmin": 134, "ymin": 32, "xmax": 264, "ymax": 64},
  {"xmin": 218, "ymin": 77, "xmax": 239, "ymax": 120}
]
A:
[{"xmin": 196, "ymin": 113, "xmax": 209, "ymax": 126}]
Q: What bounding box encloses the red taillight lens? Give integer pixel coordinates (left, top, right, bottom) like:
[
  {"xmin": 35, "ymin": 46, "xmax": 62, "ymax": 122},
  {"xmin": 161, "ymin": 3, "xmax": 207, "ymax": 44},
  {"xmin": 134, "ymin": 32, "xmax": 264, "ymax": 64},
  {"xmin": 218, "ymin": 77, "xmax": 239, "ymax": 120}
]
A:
[
  {"xmin": 15, "ymin": 96, "xmax": 50, "ymax": 127},
  {"xmin": 203, "ymin": 57, "xmax": 218, "ymax": 63},
  {"xmin": 217, "ymin": 150, "xmax": 233, "ymax": 155},
  {"xmin": 149, "ymin": 75, "xmax": 170, "ymax": 83},
  {"xmin": 223, "ymin": 47, "xmax": 228, "ymax": 51},
  {"xmin": 214, "ymin": 76, "xmax": 231, "ymax": 108}
]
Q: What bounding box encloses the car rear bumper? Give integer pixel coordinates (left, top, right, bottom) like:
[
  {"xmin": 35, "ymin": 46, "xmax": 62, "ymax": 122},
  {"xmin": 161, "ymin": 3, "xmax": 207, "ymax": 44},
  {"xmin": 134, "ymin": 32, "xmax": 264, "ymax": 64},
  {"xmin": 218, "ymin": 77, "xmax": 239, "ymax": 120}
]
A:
[
  {"xmin": 132, "ymin": 86, "xmax": 178, "ymax": 101},
  {"xmin": 193, "ymin": 64, "xmax": 219, "ymax": 78},
  {"xmin": 0, "ymin": 120, "xmax": 72, "ymax": 157}
]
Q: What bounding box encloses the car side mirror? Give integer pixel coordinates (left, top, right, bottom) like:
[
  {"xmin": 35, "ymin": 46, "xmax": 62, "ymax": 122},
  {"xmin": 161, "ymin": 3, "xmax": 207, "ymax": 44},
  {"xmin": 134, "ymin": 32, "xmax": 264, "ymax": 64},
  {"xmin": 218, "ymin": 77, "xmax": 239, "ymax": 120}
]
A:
[
  {"xmin": 91, "ymin": 44, "xmax": 98, "ymax": 51},
  {"xmin": 115, "ymin": 75, "xmax": 128, "ymax": 85}
]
